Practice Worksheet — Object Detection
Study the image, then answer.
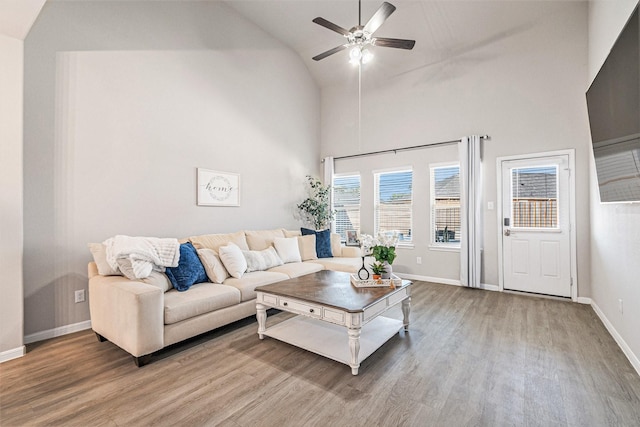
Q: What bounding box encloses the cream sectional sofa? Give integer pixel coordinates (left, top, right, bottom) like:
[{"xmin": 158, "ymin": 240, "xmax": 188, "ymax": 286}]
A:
[{"xmin": 88, "ymin": 229, "xmax": 362, "ymax": 366}]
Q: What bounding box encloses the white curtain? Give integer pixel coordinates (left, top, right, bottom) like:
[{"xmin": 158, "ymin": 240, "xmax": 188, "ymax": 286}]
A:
[
  {"xmin": 323, "ymin": 156, "xmax": 335, "ymax": 232},
  {"xmin": 459, "ymin": 136, "xmax": 482, "ymax": 288}
]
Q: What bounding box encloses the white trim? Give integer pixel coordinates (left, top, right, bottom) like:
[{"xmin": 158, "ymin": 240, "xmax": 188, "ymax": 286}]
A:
[
  {"xmin": 394, "ymin": 273, "xmax": 499, "ymax": 291},
  {"xmin": 577, "ymin": 297, "xmax": 592, "ymax": 305},
  {"xmin": 0, "ymin": 346, "xmax": 26, "ymax": 363},
  {"xmin": 590, "ymin": 300, "xmax": 640, "ymax": 376},
  {"xmin": 24, "ymin": 320, "xmax": 92, "ymax": 344},
  {"xmin": 496, "ymin": 149, "xmax": 578, "ymax": 301}
]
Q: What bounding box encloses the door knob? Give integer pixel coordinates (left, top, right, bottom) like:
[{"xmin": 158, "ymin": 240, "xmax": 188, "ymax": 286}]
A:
[{"xmin": 504, "ymin": 229, "xmax": 511, "ymax": 236}]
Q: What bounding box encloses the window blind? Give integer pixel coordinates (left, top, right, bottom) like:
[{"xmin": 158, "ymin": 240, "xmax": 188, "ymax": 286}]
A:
[
  {"xmin": 333, "ymin": 174, "xmax": 361, "ymax": 240},
  {"xmin": 374, "ymin": 169, "xmax": 413, "ymax": 243},
  {"xmin": 432, "ymin": 165, "xmax": 461, "ymax": 243}
]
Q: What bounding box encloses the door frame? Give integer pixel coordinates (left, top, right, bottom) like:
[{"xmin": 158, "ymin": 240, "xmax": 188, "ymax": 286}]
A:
[{"xmin": 496, "ymin": 149, "xmax": 577, "ymax": 301}]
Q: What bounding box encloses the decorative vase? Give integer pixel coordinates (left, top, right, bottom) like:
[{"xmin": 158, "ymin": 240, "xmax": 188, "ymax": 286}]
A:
[
  {"xmin": 381, "ymin": 261, "xmax": 392, "ymax": 279},
  {"xmin": 357, "ymin": 256, "xmax": 370, "ymax": 280}
]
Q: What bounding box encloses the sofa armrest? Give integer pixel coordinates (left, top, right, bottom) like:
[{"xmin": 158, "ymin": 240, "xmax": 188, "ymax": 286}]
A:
[
  {"xmin": 89, "ymin": 271, "xmax": 164, "ymax": 357},
  {"xmin": 340, "ymin": 246, "xmax": 362, "ymax": 258}
]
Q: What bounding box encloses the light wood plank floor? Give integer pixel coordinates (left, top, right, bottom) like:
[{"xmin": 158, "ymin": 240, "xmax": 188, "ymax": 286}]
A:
[{"xmin": 2, "ymin": 282, "xmax": 640, "ymax": 426}]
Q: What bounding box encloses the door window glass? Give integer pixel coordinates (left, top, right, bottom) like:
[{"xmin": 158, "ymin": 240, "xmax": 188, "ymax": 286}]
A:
[{"xmin": 511, "ymin": 166, "xmax": 558, "ymax": 228}]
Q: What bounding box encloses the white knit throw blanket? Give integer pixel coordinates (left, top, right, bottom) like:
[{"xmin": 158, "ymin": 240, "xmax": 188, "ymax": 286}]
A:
[{"xmin": 104, "ymin": 235, "xmax": 180, "ymax": 279}]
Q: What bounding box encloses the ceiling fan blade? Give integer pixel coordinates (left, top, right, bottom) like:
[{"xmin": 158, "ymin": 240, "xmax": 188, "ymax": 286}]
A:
[
  {"xmin": 312, "ymin": 45, "xmax": 348, "ymax": 61},
  {"xmin": 374, "ymin": 37, "xmax": 416, "ymax": 50},
  {"xmin": 363, "ymin": 2, "xmax": 396, "ymax": 34},
  {"xmin": 312, "ymin": 17, "xmax": 351, "ymax": 37}
]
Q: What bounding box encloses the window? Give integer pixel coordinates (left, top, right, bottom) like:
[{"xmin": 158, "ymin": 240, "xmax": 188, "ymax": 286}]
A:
[
  {"xmin": 431, "ymin": 164, "xmax": 461, "ymax": 245},
  {"xmin": 511, "ymin": 166, "xmax": 558, "ymax": 228},
  {"xmin": 332, "ymin": 174, "xmax": 361, "ymax": 241},
  {"xmin": 374, "ymin": 169, "xmax": 413, "ymax": 243}
]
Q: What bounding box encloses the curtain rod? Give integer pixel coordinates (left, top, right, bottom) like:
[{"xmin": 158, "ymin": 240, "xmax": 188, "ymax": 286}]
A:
[{"xmin": 332, "ymin": 135, "xmax": 490, "ymax": 161}]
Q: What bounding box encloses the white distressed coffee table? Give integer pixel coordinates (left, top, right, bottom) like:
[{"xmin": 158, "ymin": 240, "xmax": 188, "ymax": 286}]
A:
[{"xmin": 255, "ymin": 270, "xmax": 412, "ymax": 375}]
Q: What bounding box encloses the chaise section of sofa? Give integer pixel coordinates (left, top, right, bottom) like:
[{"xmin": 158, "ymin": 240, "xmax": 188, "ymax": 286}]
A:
[{"xmin": 88, "ymin": 228, "xmax": 362, "ymax": 366}]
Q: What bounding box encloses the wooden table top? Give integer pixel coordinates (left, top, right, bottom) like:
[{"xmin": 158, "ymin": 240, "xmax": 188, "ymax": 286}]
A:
[{"xmin": 255, "ymin": 270, "xmax": 412, "ymax": 313}]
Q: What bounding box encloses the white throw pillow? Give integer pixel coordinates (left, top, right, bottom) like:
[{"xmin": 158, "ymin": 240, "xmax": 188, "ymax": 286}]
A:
[
  {"xmin": 242, "ymin": 247, "xmax": 284, "ymax": 272},
  {"xmin": 273, "ymin": 237, "xmax": 302, "ymax": 263},
  {"xmin": 218, "ymin": 243, "xmax": 247, "ymax": 279},
  {"xmin": 297, "ymin": 235, "xmax": 318, "ymax": 261},
  {"xmin": 197, "ymin": 248, "xmax": 230, "ymax": 284},
  {"xmin": 88, "ymin": 242, "xmax": 120, "ymax": 276}
]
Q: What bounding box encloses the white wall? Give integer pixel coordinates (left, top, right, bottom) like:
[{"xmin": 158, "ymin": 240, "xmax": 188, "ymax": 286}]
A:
[
  {"xmin": 588, "ymin": 0, "xmax": 640, "ymax": 371},
  {"xmin": 23, "ymin": 1, "xmax": 319, "ymax": 337},
  {"xmin": 324, "ymin": 1, "xmax": 591, "ymax": 291},
  {"xmin": 0, "ymin": 33, "xmax": 25, "ymax": 360}
]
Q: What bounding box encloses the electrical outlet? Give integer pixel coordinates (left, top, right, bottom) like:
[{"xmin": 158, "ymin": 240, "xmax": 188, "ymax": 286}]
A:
[
  {"xmin": 618, "ymin": 299, "xmax": 623, "ymax": 314},
  {"xmin": 75, "ymin": 289, "xmax": 85, "ymax": 303},
  {"xmin": 416, "ymin": 257, "xmax": 422, "ymax": 265}
]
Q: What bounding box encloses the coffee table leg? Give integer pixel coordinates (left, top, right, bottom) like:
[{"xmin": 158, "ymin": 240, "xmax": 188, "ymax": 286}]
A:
[
  {"xmin": 256, "ymin": 303, "xmax": 266, "ymax": 339},
  {"xmin": 348, "ymin": 327, "xmax": 361, "ymax": 375},
  {"xmin": 402, "ymin": 297, "xmax": 411, "ymax": 331}
]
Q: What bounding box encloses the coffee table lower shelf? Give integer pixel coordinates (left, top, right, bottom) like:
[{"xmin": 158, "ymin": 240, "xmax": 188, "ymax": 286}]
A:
[{"xmin": 263, "ymin": 315, "xmax": 403, "ymax": 373}]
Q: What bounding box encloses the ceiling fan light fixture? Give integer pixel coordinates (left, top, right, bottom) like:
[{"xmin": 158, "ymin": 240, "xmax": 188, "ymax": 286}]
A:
[{"xmin": 361, "ymin": 48, "xmax": 374, "ymax": 64}]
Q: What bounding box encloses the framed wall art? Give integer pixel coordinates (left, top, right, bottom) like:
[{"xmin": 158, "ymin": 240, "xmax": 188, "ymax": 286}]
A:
[{"xmin": 197, "ymin": 168, "xmax": 240, "ymax": 207}]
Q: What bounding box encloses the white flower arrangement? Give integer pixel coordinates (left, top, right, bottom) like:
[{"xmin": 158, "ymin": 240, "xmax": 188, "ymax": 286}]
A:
[{"xmin": 359, "ymin": 231, "xmax": 399, "ymax": 258}]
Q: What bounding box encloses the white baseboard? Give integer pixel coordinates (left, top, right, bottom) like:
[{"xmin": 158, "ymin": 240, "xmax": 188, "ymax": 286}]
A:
[
  {"xmin": 589, "ymin": 301, "xmax": 640, "ymax": 377},
  {"xmin": 395, "ymin": 273, "xmax": 499, "ymax": 292},
  {"xmin": 577, "ymin": 297, "xmax": 592, "ymax": 305},
  {"xmin": 24, "ymin": 320, "xmax": 92, "ymax": 345},
  {"xmin": 0, "ymin": 346, "xmax": 26, "ymax": 363}
]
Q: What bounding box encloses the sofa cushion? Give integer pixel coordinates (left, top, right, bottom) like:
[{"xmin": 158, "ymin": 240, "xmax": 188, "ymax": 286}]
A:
[
  {"xmin": 164, "ymin": 282, "xmax": 241, "ymax": 324},
  {"xmin": 268, "ymin": 262, "xmax": 323, "ymax": 278},
  {"xmin": 189, "ymin": 231, "xmax": 249, "ymax": 253},
  {"xmin": 165, "ymin": 242, "xmax": 208, "ymax": 292},
  {"xmin": 283, "ymin": 229, "xmax": 301, "ymax": 238},
  {"xmin": 301, "ymin": 228, "xmax": 333, "ymax": 258},
  {"xmin": 273, "ymin": 237, "xmax": 302, "ymax": 263},
  {"xmin": 219, "ymin": 243, "xmax": 247, "ymax": 279},
  {"xmin": 223, "ymin": 271, "xmax": 289, "ymax": 302},
  {"xmin": 298, "ymin": 235, "xmax": 317, "ymax": 261},
  {"xmin": 88, "ymin": 243, "xmax": 120, "ymax": 276},
  {"xmin": 245, "ymin": 229, "xmax": 285, "ymax": 251},
  {"xmin": 142, "ymin": 271, "xmax": 174, "ymax": 292},
  {"xmin": 243, "ymin": 247, "xmax": 283, "ymax": 272},
  {"xmin": 331, "ymin": 233, "xmax": 342, "ymax": 258},
  {"xmin": 307, "ymin": 257, "xmax": 362, "ymax": 273},
  {"xmin": 197, "ymin": 248, "xmax": 230, "ymax": 284}
]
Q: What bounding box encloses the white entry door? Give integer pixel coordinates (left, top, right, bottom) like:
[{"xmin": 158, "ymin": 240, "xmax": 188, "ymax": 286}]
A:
[{"xmin": 501, "ymin": 155, "xmax": 572, "ymax": 297}]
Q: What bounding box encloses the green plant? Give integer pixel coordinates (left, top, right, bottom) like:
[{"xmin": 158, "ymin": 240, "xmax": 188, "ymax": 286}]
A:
[
  {"xmin": 296, "ymin": 175, "xmax": 335, "ymax": 230},
  {"xmin": 370, "ymin": 261, "xmax": 385, "ymax": 276},
  {"xmin": 372, "ymin": 245, "xmax": 397, "ymax": 265}
]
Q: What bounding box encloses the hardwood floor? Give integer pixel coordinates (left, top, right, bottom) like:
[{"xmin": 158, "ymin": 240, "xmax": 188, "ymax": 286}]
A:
[{"xmin": 2, "ymin": 281, "xmax": 640, "ymax": 426}]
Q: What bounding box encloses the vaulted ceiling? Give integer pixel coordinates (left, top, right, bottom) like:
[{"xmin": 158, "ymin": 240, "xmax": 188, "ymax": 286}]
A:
[
  {"xmin": 227, "ymin": 0, "xmax": 555, "ymax": 88},
  {"xmin": 2, "ymin": 0, "xmax": 568, "ymax": 89}
]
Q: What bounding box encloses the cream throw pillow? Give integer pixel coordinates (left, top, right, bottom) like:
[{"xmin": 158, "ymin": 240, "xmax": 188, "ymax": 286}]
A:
[
  {"xmin": 242, "ymin": 247, "xmax": 284, "ymax": 272},
  {"xmin": 189, "ymin": 231, "xmax": 249, "ymax": 253},
  {"xmin": 88, "ymin": 243, "xmax": 120, "ymax": 276},
  {"xmin": 297, "ymin": 235, "xmax": 318, "ymax": 261},
  {"xmin": 273, "ymin": 237, "xmax": 302, "ymax": 263},
  {"xmin": 218, "ymin": 243, "xmax": 247, "ymax": 279},
  {"xmin": 245, "ymin": 229, "xmax": 286, "ymax": 251},
  {"xmin": 197, "ymin": 248, "xmax": 230, "ymax": 284}
]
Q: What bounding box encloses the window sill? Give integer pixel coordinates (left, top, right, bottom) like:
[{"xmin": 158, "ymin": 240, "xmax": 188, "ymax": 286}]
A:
[
  {"xmin": 429, "ymin": 244, "xmax": 460, "ymax": 252},
  {"xmin": 397, "ymin": 243, "xmax": 415, "ymax": 250}
]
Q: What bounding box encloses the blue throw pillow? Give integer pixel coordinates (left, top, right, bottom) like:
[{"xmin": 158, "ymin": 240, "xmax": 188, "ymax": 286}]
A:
[
  {"xmin": 165, "ymin": 242, "xmax": 208, "ymax": 292},
  {"xmin": 301, "ymin": 228, "xmax": 333, "ymax": 258}
]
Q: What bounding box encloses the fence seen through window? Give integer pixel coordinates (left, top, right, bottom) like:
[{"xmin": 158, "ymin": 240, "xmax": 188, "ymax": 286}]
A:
[
  {"xmin": 333, "ymin": 174, "xmax": 361, "ymax": 241},
  {"xmin": 511, "ymin": 166, "xmax": 558, "ymax": 228},
  {"xmin": 374, "ymin": 169, "xmax": 413, "ymax": 243},
  {"xmin": 432, "ymin": 165, "xmax": 461, "ymax": 244}
]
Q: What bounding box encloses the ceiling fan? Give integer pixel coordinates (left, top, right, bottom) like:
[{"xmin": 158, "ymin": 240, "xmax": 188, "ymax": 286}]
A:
[{"xmin": 312, "ymin": 0, "xmax": 415, "ymax": 63}]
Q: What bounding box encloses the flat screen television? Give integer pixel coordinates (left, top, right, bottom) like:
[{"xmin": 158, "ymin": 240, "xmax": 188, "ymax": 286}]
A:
[{"xmin": 586, "ymin": 5, "xmax": 640, "ymax": 203}]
